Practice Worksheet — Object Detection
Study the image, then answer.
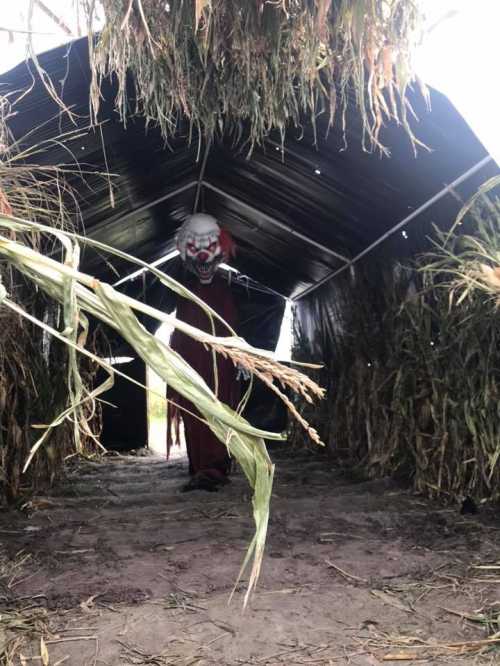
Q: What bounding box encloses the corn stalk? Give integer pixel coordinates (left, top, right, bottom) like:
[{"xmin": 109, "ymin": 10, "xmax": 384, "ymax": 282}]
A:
[
  {"xmin": 431, "ymin": 176, "xmax": 500, "ymax": 307},
  {"xmin": 0, "ymin": 213, "xmax": 323, "ymax": 604},
  {"xmin": 0, "ymin": 94, "xmax": 106, "ymax": 503},
  {"xmin": 291, "ymin": 190, "xmax": 500, "ymax": 502}
]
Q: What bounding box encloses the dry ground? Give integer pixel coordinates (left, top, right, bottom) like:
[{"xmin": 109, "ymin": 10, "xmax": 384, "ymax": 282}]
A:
[{"xmin": 1, "ymin": 450, "xmax": 500, "ymax": 665}]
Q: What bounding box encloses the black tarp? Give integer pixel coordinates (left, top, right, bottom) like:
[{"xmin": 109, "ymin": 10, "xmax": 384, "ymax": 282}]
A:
[
  {"xmin": 98, "ymin": 358, "xmax": 147, "ymax": 451},
  {"xmin": 1, "ymin": 37, "xmax": 499, "ymax": 449},
  {"xmin": 1, "ymin": 37, "xmax": 498, "ymax": 301}
]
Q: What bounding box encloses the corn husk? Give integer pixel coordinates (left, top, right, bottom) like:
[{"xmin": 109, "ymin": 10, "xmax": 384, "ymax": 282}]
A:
[{"xmin": 0, "ymin": 213, "xmax": 324, "ymax": 604}]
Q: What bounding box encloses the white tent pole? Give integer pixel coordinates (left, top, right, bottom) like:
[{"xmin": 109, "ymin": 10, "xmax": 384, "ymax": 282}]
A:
[
  {"xmin": 114, "ymin": 251, "xmax": 288, "ymax": 299},
  {"xmin": 293, "ymin": 155, "xmax": 494, "ymax": 302},
  {"xmin": 113, "ymin": 250, "xmax": 180, "ymax": 286}
]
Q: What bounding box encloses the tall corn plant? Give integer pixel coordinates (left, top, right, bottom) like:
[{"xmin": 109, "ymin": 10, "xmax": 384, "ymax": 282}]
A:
[
  {"xmin": 0, "ymin": 96, "xmax": 103, "ymax": 503},
  {"xmin": 292, "ymin": 191, "xmax": 500, "ymax": 501},
  {"xmin": 433, "ymin": 176, "xmax": 500, "ymax": 306},
  {"xmin": 0, "ymin": 290, "xmax": 101, "ymax": 502}
]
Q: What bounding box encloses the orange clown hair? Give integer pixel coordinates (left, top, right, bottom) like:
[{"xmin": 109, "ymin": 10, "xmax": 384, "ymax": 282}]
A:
[{"xmin": 220, "ymin": 228, "xmax": 236, "ymax": 260}]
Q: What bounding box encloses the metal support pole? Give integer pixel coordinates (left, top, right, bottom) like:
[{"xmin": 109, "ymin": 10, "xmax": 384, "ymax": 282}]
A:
[{"xmin": 113, "ymin": 250, "xmax": 180, "ymax": 287}]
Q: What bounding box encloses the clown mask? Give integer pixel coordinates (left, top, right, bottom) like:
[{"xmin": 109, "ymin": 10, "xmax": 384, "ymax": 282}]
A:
[{"xmin": 176, "ymin": 214, "xmax": 234, "ymax": 284}]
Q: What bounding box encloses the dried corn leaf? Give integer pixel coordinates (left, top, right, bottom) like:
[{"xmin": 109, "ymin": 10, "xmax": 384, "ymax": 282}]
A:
[{"xmin": 0, "ymin": 212, "xmax": 324, "ymax": 604}]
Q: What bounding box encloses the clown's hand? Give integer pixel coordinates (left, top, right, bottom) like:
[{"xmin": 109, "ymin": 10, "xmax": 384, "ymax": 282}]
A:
[{"xmin": 236, "ymin": 364, "xmax": 251, "ymax": 382}]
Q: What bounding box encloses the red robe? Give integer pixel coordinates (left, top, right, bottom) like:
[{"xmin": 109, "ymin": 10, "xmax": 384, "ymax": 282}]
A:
[{"xmin": 167, "ymin": 276, "xmax": 238, "ymax": 480}]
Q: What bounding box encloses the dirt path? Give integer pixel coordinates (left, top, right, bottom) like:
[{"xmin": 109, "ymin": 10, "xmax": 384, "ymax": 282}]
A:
[{"xmin": 1, "ymin": 451, "xmax": 500, "ymax": 665}]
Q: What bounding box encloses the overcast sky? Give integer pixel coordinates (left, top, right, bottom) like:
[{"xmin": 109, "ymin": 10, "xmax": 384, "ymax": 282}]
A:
[
  {"xmin": 0, "ymin": 1, "xmax": 102, "ymax": 72},
  {"xmin": 416, "ymin": 0, "xmax": 500, "ymax": 164}
]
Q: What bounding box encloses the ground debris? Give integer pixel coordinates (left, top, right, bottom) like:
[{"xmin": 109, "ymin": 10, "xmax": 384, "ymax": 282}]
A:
[{"xmin": 2, "ymin": 454, "xmax": 500, "ymax": 664}]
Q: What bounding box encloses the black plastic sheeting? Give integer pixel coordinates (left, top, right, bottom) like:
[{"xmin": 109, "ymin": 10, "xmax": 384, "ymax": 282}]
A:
[
  {"xmin": 98, "ymin": 358, "xmax": 147, "ymax": 451},
  {"xmin": 293, "ymin": 189, "xmax": 495, "ymax": 364},
  {"xmin": 1, "ymin": 37, "xmax": 499, "ymax": 448},
  {"xmin": 1, "ymin": 37, "xmax": 498, "ymax": 302}
]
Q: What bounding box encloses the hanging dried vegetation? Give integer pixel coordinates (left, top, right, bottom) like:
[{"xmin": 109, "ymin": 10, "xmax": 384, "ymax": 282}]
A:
[{"xmin": 81, "ymin": 0, "xmax": 428, "ymax": 155}]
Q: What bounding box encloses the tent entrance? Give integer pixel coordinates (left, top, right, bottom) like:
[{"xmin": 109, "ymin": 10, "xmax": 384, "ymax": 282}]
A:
[{"xmin": 146, "ymin": 318, "xmax": 187, "ymax": 458}]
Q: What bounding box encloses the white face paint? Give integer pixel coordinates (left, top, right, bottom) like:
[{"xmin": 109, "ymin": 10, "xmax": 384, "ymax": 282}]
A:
[{"xmin": 176, "ymin": 214, "xmax": 224, "ymax": 284}]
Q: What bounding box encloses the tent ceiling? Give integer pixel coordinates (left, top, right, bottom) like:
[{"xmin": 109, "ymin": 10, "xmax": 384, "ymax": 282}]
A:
[{"xmin": 1, "ymin": 38, "xmax": 498, "ymax": 300}]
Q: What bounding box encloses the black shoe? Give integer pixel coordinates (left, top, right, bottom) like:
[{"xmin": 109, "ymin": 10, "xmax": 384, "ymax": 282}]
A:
[
  {"xmin": 181, "ymin": 474, "xmax": 219, "ymax": 493},
  {"xmin": 460, "ymin": 496, "xmax": 478, "ymax": 515}
]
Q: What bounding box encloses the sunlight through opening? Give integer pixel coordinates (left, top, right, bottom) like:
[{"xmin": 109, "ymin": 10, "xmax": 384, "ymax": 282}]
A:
[
  {"xmin": 275, "ymin": 299, "xmax": 294, "ymax": 361},
  {"xmin": 147, "ymin": 314, "xmax": 186, "ymax": 457},
  {"xmin": 415, "ymin": 0, "xmax": 500, "ymax": 166}
]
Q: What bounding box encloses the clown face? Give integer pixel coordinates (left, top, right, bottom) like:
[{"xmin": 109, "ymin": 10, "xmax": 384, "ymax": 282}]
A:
[{"xmin": 176, "ymin": 214, "xmax": 225, "ymax": 284}]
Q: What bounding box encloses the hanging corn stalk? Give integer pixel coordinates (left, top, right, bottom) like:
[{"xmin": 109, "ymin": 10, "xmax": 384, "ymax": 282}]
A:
[
  {"xmin": 78, "ymin": 0, "xmax": 428, "ymax": 155},
  {"xmin": 0, "ymin": 213, "xmax": 324, "ymax": 603},
  {"xmin": 0, "ymin": 84, "xmax": 323, "ymax": 602}
]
